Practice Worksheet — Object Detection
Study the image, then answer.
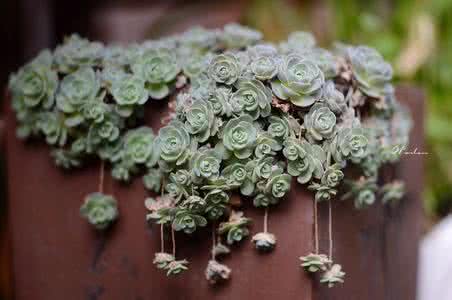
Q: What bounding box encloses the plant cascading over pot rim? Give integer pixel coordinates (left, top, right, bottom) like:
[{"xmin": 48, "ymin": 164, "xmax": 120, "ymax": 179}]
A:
[{"xmin": 8, "ymin": 23, "xmax": 412, "ymax": 287}]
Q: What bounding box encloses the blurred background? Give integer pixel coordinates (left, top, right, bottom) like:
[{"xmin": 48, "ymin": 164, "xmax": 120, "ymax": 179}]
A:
[{"xmin": 0, "ymin": 0, "xmax": 449, "ymax": 298}]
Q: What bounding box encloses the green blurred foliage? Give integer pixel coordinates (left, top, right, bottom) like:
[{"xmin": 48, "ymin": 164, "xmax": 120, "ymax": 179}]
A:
[{"xmin": 245, "ymin": 0, "xmax": 452, "ymax": 218}]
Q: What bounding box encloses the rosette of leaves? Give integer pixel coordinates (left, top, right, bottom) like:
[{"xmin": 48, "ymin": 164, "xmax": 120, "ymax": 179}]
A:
[
  {"xmin": 111, "ymin": 74, "xmax": 149, "ymax": 117},
  {"xmin": 153, "ymin": 252, "xmax": 175, "ymax": 270},
  {"xmin": 252, "ymin": 232, "xmax": 276, "ymax": 252},
  {"xmin": 86, "ymin": 114, "xmax": 122, "ymax": 152},
  {"xmin": 80, "ymin": 192, "xmax": 118, "ymax": 230},
  {"xmin": 320, "ymin": 264, "xmax": 346, "ymax": 288},
  {"xmin": 255, "ymin": 133, "xmax": 282, "ymax": 158},
  {"xmin": 221, "ymin": 162, "xmax": 250, "ymax": 193},
  {"xmin": 51, "ymin": 148, "xmax": 81, "ymax": 169},
  {"xmin": 380, "ymin": 181, "xmax": 405, "ymax": 204},
  {"xmin": 321, "ymin": 81, "xmax": 347, "ymax": 115},
  {"xmin": 166, "ymin": 259, "xmax": 189, "ymax": 276},
  {"xmin": 204, "ymin": 189, "xmax": 229, "ymax": 220},
  {"xmin": 120, "ymin": 127, "xmax": 155, "ymax": 169},
  {"xmin": 222, "ymin": 115, "xmax": 258, "ymax": 159},
  {"xmin": 221, "ymin": 23, "xmax": 262, "ymax": 49},
  {"xmin": 132, "ymin": 47, "xmax": 180, "ymax": 99},
  {"xmin": 54, "ymin": 34, "xmax": 104, "ymax": 73},
  {"xmin": 152, "ymin": 120, "xmax": 191, "ymax": 171},
  {"xmin": 145, "ymin": 196, "xmax": 175, "ymax": 224},
  {"xmin": 347, "ymin": 46, "xmax": 393, "ymax": 98},
  {"xmin": 248, "ymin": 44, "xmax": 279, "ymax": 80},
  {"xmin": 172, "ymin": 207, "xmax": 207, "ymax": 234},
  {"xmin": 9, "ymin": 50, "xmax": 58, "ymax": 109},
  {"xmin": 265, "ymin": 172, "xmax": 292, "ymax": 199},
  {"xmin": 205, "ymin": 260, "xmax": 231, "ymax": 284},
  {"xmin": 179, "ymin": 26, "xmax": 217, "ymax": 51},
  {"xmin": 332, "ymin": 127, "xmax": 371, "ymax": 164},
  {"xmin": 207, "ymin": 86, "xmax": 233, "ymax": 116},
  {"xmin": 143, "ymin": 169, "xmax": 163, "ymax": 193},
  {"xmin": 307, "ymin": 48, "xmax": 338, "ymax": 79},
  {"xmin": 280, "ymin": 31, "xmax": 316, "ymax": 54},
  {"xmin": 304, "ymin": 103, "xmax": 337, "ymax": 142},
  {"xmin": 184, "ymin": 100, "xmax": 217, "ymax": 142},
  {"xmin": 271, "ymin": 55, "xmax": 324, "ymax": 107},
  {"xmin": 56, "ymin": 67, "xmax": 102, "ymax": 127},
  {"xmin": 191, "ymin": 148, "xmax": 221, "ymax": 181},
  {"xmin": 218, "ymin": 211, "xmax": 251, "ymax": 245},
  {"xmin": 267, "ymin": 115, "xmax": 291, "ymax": 141},
  {"xmin": 299, "ymin": 253, "xmax": 332, "ymax": 273},
  {"xmin": 283, "ymin": 138, "xmax": 325, "ymax": 184},
  {"xmin": 181, "ymin": 52, "xmax": 211, "ymax": 79},
  {"xmin": 37, "ymin": 112, "xmax": 68, "ymax": 146},
  {"xmin": 230, "ymin": 79, "xmax": 272, "ymax": 120},
  {"xmin": 342, "ymin": 178, "xmax": 378, "ymax": 209},
  {"xmin": 208, "ymin": 53, "xmax": 241, "ymax": 85}
]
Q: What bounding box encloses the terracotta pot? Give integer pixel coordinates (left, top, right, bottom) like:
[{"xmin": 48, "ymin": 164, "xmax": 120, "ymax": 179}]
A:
[{"xmin": 3, "ymin": 86, "xmax": 424, "ymax": 300}]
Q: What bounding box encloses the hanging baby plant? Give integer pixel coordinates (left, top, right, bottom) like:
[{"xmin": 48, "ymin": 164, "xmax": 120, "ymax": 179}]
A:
[{"xmin": 8, "ymin": 24, "xmax": 412, "ymax": 287}]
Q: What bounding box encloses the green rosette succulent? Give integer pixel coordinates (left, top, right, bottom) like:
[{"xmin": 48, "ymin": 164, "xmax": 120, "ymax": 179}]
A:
[
  {"xmin": 80, "ymin": 100, "xmax": 109, "ymax": 124},
  {"xmin": 265, "ymin": 173, "xmax": 291, "ymax": 198},
  {"xmin": 333, "ymin": 127, "xmax": 371, "ymax": 164},
  {"xmin": 51, "ymin": 149, "xmax": 81, "ymax": 169},
  {"xmin": 222, "ymin": 23, "xmax": 262, "ymax": 49},
  {"xmin": 218, "ymin": 211, "xmax": 251, "ymax": 245},
  {"xmin": 153, "ymin": 252, "xmax": 175, "ymax": 270},
  {"xmin": 111, "ymin": 74, "xmax": 148, "ymax": 117},
  {"xmin": 207, "ymin": 86, "xmax": 233, "ymax": 117},
  {"xmin": 321, "ymin": 81, "xmax": 347, "ymax": 115},
  {"xmin": 143, "ymin": 169, "xmax": 162, "ymax": 193},
  {"xmin": 204, "ymin": 189, "xmax": 229, "ymax": 220},
  {"xmin": 267, "ymin": 115, "xmax": 291, "ymax": 141},
  {"xmin": 230, "ymin": 79, "xmax": 272, "ymax": 120},
  {"xmin": 347, "ymin": 46, "xmax": 393, "ymax": 98},
  {"xmin": 37, "ymin": 112, "xmax": 68, "ymax": 146},
  {"xmin": 304, "ymin": 103, "xmax": 337, "ymax": 141},
  {"xmin": 172, "ymin": 208, "xmax": 207, "ymax": 234},
  {"xmin": 222, "ymin": 115, "xmax": 258, "ymax": 159},
  {"xmin": 56, "ymin": 67, "xmax": 101, "ymax": 126},
  {"xmin": 321, "ymin": 164, "xmax": 344, "ymax": 188},
  {"xmin": 132, "ymin": 48, "xmax": 180, "ymax": 99},
  {"xmin": 9, "ymin": 50, "xmax": 58, "ymax": 109},
  {"xmin": 280, "ymin": 31, "xmax": 316, "ymax": 53},
  {"xmin": 307, "ymin": 48, "xmax": 338, "ymax": 79},
  {"xmin": 152, "ymin": 120, "xmax": 191, "ymax": 170},
  {"xmin": 184, "ymin": 100, "xmax": 216, "ymax": 142},
  {"xmin": 283, "ymin": 138, "xmax": 325, "ymax": 184},
  {"xmin": 320, "ymin": 264, "xmax": 346, "ymax": 288},
  {"xmin": 54, "ymin": 34, "xmax": 104, "ymax": 73},
  {"xmin": 192, "ymin": 148, "xmax": 221, "ymax": 180},
  {"xmin": 342, "ymin": 178, "xmax": 378, "ymax": 209},
  {"xmin": 80, "ymin": 192, "xmax": 118, "ymax": 230},
  {"xmin": 248, "ymin": 44, "xmax": 279, "ymax": 80},
  {"xmin": 299, "ymin": 253, "xmax": 331, "ymax": 273},
  {"xmin": 86, "ymin": 114, "xmax": 122, "ymax": 151},
  {"xmin": 271, "ymin": 55, "xmax": 324, "ymax": 107},
  {"xmin": 166, "ymin": 259, "xmax": 189, "ymax": 276},
  {"xmin": 380, "ymin": 181, "xmax": 405, "ymax": 204},
  {"xmin": 121, "ymin": 126, "xmax": 155, "ymax": 165},
  {"xmin": 255, "ymin": 133, "xmax": 282, "ymax": 158},
  {"xmin": 208, "ymin": 53, "xmax": 240, "ymax": 85}
]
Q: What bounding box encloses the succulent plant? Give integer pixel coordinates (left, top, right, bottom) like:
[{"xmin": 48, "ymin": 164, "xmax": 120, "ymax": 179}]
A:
[
  {"xmin": 347, "ymin": 46, "xmax": 393, "ymax": 98},
  {"xmin": 8, "ymin": 24, "xmax": 411, "ymax": 286},
  {"xmin": 252, "ymin": 232, "xmax": 276, "ymax": 252},
  {"xmin": 304, "ymin": 103, "xmax": 337, "ymax": 141},
  {"xmin": 320, "ymin": 264, "xmax": 346, "ymax": 288},
  {"xmin": 205, "ymin": 260, "xmax": 231, "ymax": 284},
  {"xmin": 208, "ymin": 53, "xmax": 241, "ymax": 85},
  {"xmin": 222, "ymin": 115, "xmax": 258, "ymax": 159},
  {"xmin": 299, "ymin": 253, "xmax": 332, "ymax": 272},
  {"xmin": 80, "ymin": 192, "xmax": 118, "ymax": 230},
  {"xmin": 271, "ymin": 55, "xmax": 324, "ymax": 107}
]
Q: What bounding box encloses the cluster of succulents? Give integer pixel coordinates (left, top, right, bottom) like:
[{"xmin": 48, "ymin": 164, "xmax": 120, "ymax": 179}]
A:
[{"xmin": 8, "ymin": 24, "xmax": 411, "ymax": 287}]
